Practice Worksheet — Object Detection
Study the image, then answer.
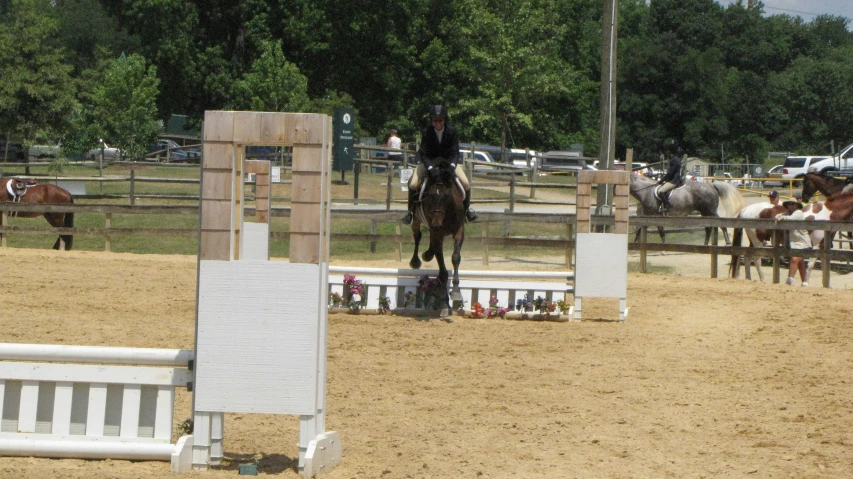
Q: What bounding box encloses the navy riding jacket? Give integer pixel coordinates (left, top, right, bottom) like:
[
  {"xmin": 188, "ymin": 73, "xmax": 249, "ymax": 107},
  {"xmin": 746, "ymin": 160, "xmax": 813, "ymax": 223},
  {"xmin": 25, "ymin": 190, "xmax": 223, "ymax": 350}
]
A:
[
  {"xmin": 663, "ymin": 155, "xmax": 683, "ymax": 186},
  {"xmin": 415, "ymin": 124, "xmax": 460, "ymax": 167}
]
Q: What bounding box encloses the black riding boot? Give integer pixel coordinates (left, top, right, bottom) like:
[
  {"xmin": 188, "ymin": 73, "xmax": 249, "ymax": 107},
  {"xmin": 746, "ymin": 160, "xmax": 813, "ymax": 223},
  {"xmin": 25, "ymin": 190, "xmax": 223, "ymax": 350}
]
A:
[
  {"xmin": 464, "ymin": 189, "xmax": 478, "ymax": 222},
  {"xmin": 661, "ymin": 194, "xmax": 671, "ymax": 213},
  {"xmin": 402, "ymin": 188, "xmax": 418, "ymax": 225}
]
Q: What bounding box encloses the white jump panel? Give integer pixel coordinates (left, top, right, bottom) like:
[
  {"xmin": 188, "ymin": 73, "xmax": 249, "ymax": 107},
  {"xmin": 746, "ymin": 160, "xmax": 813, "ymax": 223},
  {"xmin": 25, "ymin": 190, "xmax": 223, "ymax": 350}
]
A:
[
  {"xmin": 195, "ymin": 261, "xmax": 321, "ymax": 415},
  {"xmin": 241, "ymin": 222, "xmax": 270, "ymax": 260},
  {"xmin": 574, "ymin": 233, "xmax": 627, "ymax": 297}
]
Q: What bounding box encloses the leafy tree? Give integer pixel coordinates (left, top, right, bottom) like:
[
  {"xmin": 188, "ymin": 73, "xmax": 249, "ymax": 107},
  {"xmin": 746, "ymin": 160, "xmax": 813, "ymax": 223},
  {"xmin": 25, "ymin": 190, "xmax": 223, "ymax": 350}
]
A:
[
  {"xmin": 88, "ymin": 53, "xmax": 161, "ymax": 159},
  {"xmin": 229, "ymin": 40, "xmax": 311, "ymax": 112},
  {"xmin": 0, "ymin": 0, "xmax": 77, "ymax": 146}
]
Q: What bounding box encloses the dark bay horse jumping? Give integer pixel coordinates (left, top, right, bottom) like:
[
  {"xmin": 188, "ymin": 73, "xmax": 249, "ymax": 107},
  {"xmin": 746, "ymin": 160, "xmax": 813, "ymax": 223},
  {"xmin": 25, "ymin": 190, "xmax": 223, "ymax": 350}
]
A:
[
  {"xmin": 408, "ymin": 160, "xmax": 466, "ymax": 317},
  {"xmin": 629, "ymin": 173, "xmax": 743, "ymax": 245},
  {"xmin": 0, "ymin": 177, "xmax": 74, "ymax": 249}
]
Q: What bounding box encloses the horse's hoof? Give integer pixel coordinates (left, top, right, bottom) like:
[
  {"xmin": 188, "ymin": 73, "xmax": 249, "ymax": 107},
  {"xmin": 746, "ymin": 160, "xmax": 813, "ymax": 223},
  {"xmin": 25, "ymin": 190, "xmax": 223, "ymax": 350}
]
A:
[
  {"xmin": 410, "ymin": 257, "xmax": 422, "ymax": 269},
  {"xmin": 450, "ymin": 290, "xmax": 463, "ymax": 302},
  {"xmin": 440, "ymin": 309, "xmax": 452, "ymax": 321}
]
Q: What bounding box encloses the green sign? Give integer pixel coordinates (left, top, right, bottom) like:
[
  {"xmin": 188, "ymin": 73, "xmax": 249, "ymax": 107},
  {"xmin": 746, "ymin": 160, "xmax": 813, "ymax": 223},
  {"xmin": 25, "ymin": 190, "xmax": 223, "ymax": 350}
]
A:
[{"xmin": 333, "ymin": 108, "xmax": 355, "ymax": 172}]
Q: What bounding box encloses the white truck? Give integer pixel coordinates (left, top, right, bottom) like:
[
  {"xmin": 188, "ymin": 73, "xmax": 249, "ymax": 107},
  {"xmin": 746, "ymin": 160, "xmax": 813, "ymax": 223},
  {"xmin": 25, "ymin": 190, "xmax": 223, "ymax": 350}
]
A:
[{"xmin": 807, "ymin": 142, "xmax": 853, "ymax": 174}]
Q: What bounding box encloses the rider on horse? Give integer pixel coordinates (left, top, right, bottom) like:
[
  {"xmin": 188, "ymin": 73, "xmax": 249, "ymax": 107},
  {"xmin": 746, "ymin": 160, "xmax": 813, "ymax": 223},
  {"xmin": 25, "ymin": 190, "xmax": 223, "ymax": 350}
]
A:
[
  {"xmin": 402, "ymin": 104, "xmax": 478, "ymax": 225},
  {"xmin": 656, "ymin": 145, "xmax": 683, "ymax": 212}
]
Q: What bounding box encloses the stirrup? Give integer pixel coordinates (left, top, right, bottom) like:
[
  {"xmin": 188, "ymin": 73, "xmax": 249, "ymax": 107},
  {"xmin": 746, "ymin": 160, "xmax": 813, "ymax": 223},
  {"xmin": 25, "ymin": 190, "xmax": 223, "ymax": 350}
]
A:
[{"xmin": 402, "ymin": 211, "xmax": 414, "ymax": 225}]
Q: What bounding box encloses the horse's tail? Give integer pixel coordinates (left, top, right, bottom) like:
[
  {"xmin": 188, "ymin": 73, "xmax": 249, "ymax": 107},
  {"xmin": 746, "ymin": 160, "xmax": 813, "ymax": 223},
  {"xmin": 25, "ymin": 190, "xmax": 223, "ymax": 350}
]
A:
[
  {"xmin": 712, "ymin": 182, "xmax": 744, "ymax": 218},
  {"xmin": 729, "ymin": 227, "xmax": 743, "ymax": 278},
  {"xmin": 62, "ymin": 196, "xmax": 74, "ymax": 250}
]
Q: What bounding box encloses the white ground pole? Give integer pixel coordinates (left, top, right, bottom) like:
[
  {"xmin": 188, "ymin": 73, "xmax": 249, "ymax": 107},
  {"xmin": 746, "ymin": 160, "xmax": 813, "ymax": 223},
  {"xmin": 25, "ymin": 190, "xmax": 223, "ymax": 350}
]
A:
[
  {"xmin": 192, "ymin": 111, "xmax": 340, "ymax": 477},
  {"xmin": 570, "ymin": 170, "xmax": 630, "ymax": 322}
]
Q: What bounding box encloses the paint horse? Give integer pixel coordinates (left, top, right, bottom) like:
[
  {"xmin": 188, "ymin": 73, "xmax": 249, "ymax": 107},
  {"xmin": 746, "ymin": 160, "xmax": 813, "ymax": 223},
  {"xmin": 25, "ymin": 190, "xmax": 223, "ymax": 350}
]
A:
[
  {"xmin": 408, "ymin": 160, "xmax": 466, "ymax": 317},
  {"xmin": 0, "ymin": 177, "xmax": 74, "ymax": 249}
]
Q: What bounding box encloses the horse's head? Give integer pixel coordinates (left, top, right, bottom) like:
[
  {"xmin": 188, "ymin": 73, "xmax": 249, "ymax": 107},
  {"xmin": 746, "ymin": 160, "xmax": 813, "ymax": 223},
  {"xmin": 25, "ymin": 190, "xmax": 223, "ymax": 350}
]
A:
[
  {"xmin": 420, "ymin": 159, "xmax": 464, "ymax": 231},
  {"xmin": 802, "ymin": 173, "xmax": 819, "ymax": 202}
]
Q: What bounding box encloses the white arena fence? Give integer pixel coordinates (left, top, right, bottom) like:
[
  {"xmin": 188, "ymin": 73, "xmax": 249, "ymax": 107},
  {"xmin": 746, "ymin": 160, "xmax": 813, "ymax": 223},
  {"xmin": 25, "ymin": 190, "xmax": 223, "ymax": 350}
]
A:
[
  {"xmin": 328, "ymin": 266, "xmax": 574, "ymax": 318},
  {"xmin": 0, "ymin": 343, "xmax": 194, "ymax": 472}
]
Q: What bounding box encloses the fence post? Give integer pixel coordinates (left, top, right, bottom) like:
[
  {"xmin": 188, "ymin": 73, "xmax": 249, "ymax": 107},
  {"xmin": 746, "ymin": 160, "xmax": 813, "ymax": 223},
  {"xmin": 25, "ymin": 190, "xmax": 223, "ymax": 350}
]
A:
[
  {"xmin": 481, "ymin": 221, "xmax": 489, "ymax": 266},
  {"xmin": 104, "ymin": 213, "xmax": 112, "ymax": 252},
  {"xmin": 129, "ymin": 170, "xmax": 136, "ymax": 206},
  {"xmin": 639, "ymin": 226, "xmax": 648, "ymax": 274},
  {"xmin": 565, "ymin": 222, "xmax": 574, "ymax": 269},
  {"xmin": 527, "ymin": 148, "xmax": 536, "ymax": 199},
  {"xmin": 353, "ymin": 162, "xmax": 360, "ymax": 205},
  {"xmin": 822, "ymin": 232, "xmax": 832, "ymax": 288},
  {"xmin": 370, "ymin": 219, "xmax": 377, "ymax": 253},
  {"xmin": 396, "ymin": 220, "xmax": 402, "ymax": 262},
  {"xmin": 385, "ymin": 163, "xmax": 393, "ymax": 211},
  {"xmin": 1, "ymin": 212, "xmax": 6, "ymax": 248},
  {"xmin": 509, "ymin": 175, "xmax": 515, "ymax": 213},
  {"xmin": 771, "ymin": 230, "xmax": 781, "ymax": 283},
  {"xmin": 711, "ymin": 227, "xmax": 718, "ymax": 278}
]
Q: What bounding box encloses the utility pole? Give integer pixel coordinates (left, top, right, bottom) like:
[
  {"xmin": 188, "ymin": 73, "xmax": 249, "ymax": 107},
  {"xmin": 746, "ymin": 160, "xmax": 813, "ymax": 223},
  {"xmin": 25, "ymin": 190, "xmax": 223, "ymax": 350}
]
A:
[{"xmin": 596, "ymin": 0, "xmax": 619, "ymax": 222}]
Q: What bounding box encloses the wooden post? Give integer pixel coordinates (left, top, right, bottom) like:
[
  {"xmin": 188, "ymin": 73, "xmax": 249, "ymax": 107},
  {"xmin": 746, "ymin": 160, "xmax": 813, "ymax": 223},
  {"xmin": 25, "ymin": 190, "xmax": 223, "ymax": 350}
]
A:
[
  {"xmin": 822, "ymin": 233, "xmax": 831, "ymax": 288},
  {"xmin": 711, "ymin": 227, "xmax": 718, "ymax": 278},
  {"xmin": 130, "ymin": 170, "xmax": 136, "ymax": 206},
  {"xmin": 353, "ymin": 161, "xmax": 360, "ymax": 205},
  {"xmin": 509, "ymin": 175, "xmax": 515, "ymax": 213},
  {"xmin": 527, "ymin": 148, "xmax": 536, "ymax": 199},
  {"xmin": 104, "ymin": 213, "xmax": 111, "ymax": 252},
  {"xmin": 481, "ymin": 221, "xmax": 489, "ymax": 266},
  {"xmin": 1, "ymin": 212, "xmax": 6, "ymax": 248},
  {"xmin": 565, "ymin": 222, "xmax": 574, "ymax": 269},
  {"xmin": 640, "ymin": 226, "xmax": 647, "ymax": 274},
  {"xmin": 395, "ymin": 220, "xmax": 402, "ymax": 262},
  {"xmin": 385, "ymin": 162, "xmax": 393, "ymax": 211},
  {"xmin": 370, "ymin": 219, "xmax": 377, "ymax": 253}
]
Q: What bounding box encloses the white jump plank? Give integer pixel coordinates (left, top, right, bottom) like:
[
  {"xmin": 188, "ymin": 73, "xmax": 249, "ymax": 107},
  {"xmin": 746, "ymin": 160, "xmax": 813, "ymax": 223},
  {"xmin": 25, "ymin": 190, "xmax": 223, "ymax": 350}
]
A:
[
  {"xmin": 18, "ymin": 381, "xmax": 39, "ymax": 434},
  {"xmin": 52, "ymin": 382, "xmax": 74, "ymax": 435},
  {"xmin": 86, "ymin": 384, "xmax": 107, "ymax": 437},
  {"xmin": 120, "ymin": 385, "xmax": 141, "ymax": 438},
  {"xmin": 154, "ymin": 386, "xmax": 174, "ymax": 441},
  {"xmin": 0, "ymin": 363, "xmax": 191, "ymax": 387}
]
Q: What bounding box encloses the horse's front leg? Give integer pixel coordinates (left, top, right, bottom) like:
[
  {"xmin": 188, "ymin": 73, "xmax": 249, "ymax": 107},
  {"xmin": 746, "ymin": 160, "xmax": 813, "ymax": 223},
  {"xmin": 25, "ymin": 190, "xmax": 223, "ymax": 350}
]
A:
[
  {"xmin": 432, "ymin": 239, "xmax": 451, "ymax": 317},
  {"xmin": 409, "ymin": 225, "xmax": 422, "ymax": 269},
  {"xmin": 449, "ymin": 227, "xmax": 464, "ymax": 302}
]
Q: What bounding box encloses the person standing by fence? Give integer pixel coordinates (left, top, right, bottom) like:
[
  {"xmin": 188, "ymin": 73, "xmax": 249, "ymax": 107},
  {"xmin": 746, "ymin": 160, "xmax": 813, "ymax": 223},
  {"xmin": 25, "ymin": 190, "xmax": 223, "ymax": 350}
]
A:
[
  {"xmin": 387, "ymin": 129, "xmax": 402, "ymax": 161},
  {"xmin": 776, "ymin": 200, "xmax": 813, "ymax": 287}
]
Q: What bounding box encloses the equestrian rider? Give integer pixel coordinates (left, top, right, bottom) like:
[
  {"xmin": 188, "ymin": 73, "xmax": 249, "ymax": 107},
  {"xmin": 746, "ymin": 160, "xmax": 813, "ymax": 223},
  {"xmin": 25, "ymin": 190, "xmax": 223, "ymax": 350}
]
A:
[
  {"xmin": 402, "ymin": 105, "xmax": 478, "ymax": 225},
  {"xmin": 657, "ymin": 147, "xmax": 683, "ymax": 212}
]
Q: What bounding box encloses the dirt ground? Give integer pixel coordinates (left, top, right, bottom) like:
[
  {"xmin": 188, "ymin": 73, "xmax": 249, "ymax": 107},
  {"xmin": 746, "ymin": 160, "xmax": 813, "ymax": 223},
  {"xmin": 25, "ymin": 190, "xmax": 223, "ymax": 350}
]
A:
[{"xmin": 0, "ymin": 247, "xmax": 852, "ymax": 479}]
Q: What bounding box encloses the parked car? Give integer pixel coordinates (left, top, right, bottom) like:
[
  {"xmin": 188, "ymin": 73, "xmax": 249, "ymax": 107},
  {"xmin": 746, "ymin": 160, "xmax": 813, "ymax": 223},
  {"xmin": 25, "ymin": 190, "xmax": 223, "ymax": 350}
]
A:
[
  {"xmin": 460, "ymin": 149, "xmax": 496, "ymax": 172},
  {"xmin": 804, "ymin": 143, "xmax": 853, "ymax": 175},
  {"xmin": 762, "ymin": 165, "xmax": 784, "ymax": 187},
  {"xmin": 508, "ymin": 148, "xmax": 541, "ymax": 168},
  {"xmin": 28, "ymin": 143, "xmax": 61, "ymax": 159},
  {"xmin": 85, "ymin": 141, "xmax": 123, "ymax": 161},
  {"xmin": 538, "ymin": 151, "xmax": 595, "ymax": 172},
  {"xmin": 148, "ymin": 139, "xmax": 200, "ymax": 162},
  {"xmin": 781, "ymin": 155, "xmax": 831, "ymax": 185}
]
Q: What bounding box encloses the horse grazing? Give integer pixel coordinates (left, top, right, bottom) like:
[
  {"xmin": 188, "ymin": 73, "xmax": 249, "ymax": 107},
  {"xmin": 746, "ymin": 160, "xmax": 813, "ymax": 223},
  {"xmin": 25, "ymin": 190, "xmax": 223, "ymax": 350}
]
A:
[
  {"xmin": 629, "ymin": 173, "xmax": 743, "ymax": 245},
  {"xmin": 801, "ymin": 172, "xmax": 853, "ymax": 202},
  {"xmin": 408, "ymin": 160, "xmax": 466, "ymax": 317},
  {"xmin": 0, "ymin": 177, "xmax": 74, "ymax": 250}
]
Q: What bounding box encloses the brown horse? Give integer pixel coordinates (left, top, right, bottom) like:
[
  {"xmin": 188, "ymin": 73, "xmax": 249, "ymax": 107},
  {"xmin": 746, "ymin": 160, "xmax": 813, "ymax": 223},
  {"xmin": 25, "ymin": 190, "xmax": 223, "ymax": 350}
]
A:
[
  {"xmin": 801, "ymin": 172, "xmax": 852, "ymax": 202},
  {"xmin": 0, "ymin": 177, "xmax": 74, "ymax": 250},
  {"xmin": 408, "ymin": 160, "xmax": 466, "ymax": 317}
]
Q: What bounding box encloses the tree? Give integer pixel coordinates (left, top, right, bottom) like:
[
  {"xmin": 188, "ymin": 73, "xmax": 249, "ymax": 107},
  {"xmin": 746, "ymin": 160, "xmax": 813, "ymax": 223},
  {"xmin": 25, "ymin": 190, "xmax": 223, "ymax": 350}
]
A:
[
  {"xmin": 229, "ymin": 40, "xmax": 311, "ymax": 112},
  {"xmin": 88, "ymin": 53, "xmax": 161, "ymax": 159},
  {"xmin": 0, "ymin": 0, "xmax": 77, "ymax": 145}
]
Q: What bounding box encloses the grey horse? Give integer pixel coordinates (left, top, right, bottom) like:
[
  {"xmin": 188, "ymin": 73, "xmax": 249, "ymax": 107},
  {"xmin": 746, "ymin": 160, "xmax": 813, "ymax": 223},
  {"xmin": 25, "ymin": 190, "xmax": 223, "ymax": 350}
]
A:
[{"xmin": 629, "ymin": 173, "xmax": 743, "ymax": 245}]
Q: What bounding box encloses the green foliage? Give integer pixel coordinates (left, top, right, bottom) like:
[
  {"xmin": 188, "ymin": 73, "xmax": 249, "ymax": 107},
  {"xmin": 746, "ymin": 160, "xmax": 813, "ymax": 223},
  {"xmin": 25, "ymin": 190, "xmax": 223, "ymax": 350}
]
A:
[
  {"xmin": 229, "ymin": 40, "xmax": 311, "ymax": 112},
  {"xmin": 89, "ymin": 53, "xmax": 161, "ymax": 159},
  {"xmin": 0, "ymin": 0, "xmax": 77, "ymax": 144}
]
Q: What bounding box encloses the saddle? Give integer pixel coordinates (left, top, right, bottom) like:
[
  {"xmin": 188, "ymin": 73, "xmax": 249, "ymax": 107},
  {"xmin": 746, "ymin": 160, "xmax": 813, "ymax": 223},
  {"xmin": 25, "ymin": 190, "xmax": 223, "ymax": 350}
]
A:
[
  {"xmin": 5, "ymin": 177, "xmax": 36, "ymax": 202},
  {"xmin": 653, "ymin": 183, "xmax": 686, "ymax": 202}
]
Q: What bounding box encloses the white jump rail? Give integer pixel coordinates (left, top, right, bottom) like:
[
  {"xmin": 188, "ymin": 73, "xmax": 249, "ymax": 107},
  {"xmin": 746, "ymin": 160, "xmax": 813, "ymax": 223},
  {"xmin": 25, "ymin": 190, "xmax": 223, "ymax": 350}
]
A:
[
  {"xmin": 0, "ymin": 343, "xmax": 194, "ymax": 472},
  {"xmin": 328, "ymin": 266, "xmax": 574, "ymax": 314}
]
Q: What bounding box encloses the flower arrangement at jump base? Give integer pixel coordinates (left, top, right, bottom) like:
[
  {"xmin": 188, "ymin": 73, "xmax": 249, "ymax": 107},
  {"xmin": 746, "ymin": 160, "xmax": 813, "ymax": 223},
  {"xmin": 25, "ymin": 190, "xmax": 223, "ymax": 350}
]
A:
[{"xmin": 341, "ymin": 274, "xmax": 366, "ymax": 312}]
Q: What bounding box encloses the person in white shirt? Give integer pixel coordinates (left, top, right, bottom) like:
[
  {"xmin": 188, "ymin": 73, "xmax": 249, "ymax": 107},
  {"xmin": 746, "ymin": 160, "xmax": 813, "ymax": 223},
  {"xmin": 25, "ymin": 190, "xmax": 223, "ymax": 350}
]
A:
[{"xmin": 775, "ymin": 200, "xmax": 813, "ymax": 286}]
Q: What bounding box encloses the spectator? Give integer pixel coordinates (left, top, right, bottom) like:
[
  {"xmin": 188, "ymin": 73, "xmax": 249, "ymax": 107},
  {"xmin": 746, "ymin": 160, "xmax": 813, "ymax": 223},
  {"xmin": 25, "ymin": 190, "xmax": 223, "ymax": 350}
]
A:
[
  {"xmin": 768, "ymin": 190, "xmax": 780, "ymax": 205},
  {"xmin": 775, "ymin": 200, "xmax": 813, "ymax": 287},
  {"xmin": 387, "ymin": 129, "xmax": 402, "ymax": 160}
]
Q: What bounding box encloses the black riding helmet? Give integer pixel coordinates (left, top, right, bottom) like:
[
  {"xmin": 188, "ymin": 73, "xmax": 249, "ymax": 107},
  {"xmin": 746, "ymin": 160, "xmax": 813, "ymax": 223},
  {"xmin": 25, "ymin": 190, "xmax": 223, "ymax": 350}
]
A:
[{"xmin": 429, "ymin": 104, "xmax": 448, "ymax": 119}]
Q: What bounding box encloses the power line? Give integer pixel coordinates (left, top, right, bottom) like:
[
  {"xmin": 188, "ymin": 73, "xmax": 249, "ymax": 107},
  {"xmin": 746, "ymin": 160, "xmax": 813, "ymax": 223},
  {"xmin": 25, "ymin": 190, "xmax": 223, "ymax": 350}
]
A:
[{"xmin": 763, "ymin": 5, "xmax": 835, "ymax": 17}]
